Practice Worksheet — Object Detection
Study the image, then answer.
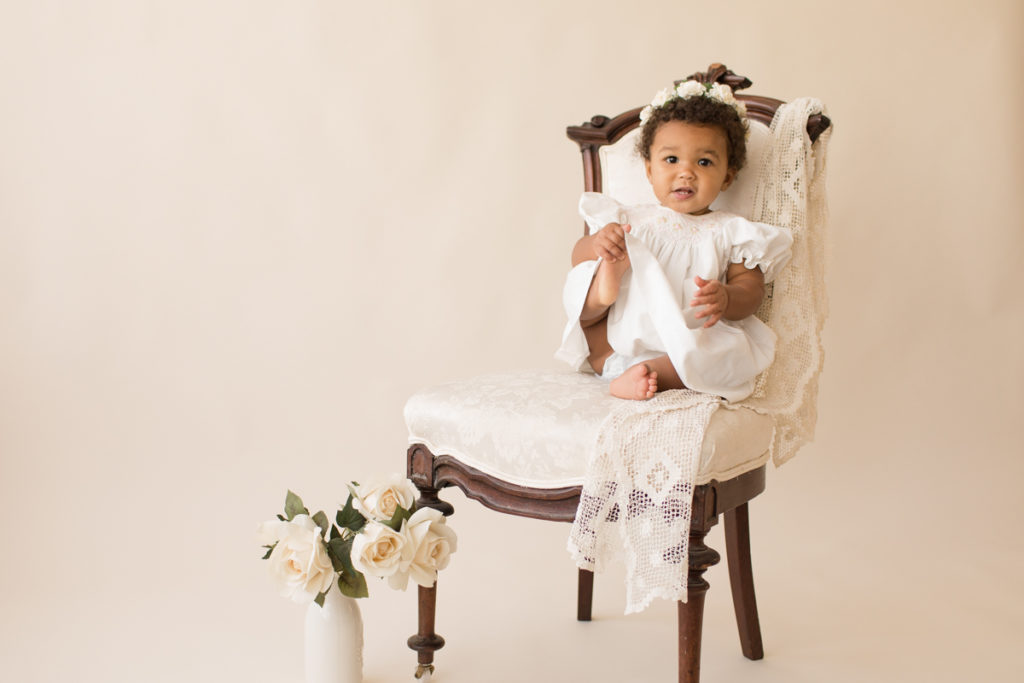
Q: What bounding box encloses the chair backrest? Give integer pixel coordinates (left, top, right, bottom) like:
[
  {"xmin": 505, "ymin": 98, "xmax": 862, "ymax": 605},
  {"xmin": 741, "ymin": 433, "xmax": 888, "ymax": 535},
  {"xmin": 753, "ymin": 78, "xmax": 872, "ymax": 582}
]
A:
[
  {"xmin": 566, "ymin": 63, "xmax": 829, "ymax": 230},
  {"xmin": 594, "ymin": 122, "xmax": 772, "ymax": 217}
]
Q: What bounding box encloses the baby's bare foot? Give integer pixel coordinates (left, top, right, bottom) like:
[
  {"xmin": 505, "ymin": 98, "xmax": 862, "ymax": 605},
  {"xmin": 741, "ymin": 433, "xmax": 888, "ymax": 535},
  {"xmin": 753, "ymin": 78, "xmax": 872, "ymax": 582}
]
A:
[{"xmin": 610, "ymin": 363, "xmax": 658, "ymax": 400}]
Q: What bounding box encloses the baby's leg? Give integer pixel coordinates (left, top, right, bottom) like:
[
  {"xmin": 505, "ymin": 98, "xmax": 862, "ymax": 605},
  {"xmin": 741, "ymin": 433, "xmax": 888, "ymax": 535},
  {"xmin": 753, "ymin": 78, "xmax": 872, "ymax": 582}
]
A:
[
  {"xmin": 609, "ymin": 355, "xmax": 684, "ymax": 400},
  {"xmin": 580, "ymin": 255, "xmax": 630, "ymax": 324},
  {"xmin": 583, "ymin": 316, "xmax": 614, "ymax": 375}
]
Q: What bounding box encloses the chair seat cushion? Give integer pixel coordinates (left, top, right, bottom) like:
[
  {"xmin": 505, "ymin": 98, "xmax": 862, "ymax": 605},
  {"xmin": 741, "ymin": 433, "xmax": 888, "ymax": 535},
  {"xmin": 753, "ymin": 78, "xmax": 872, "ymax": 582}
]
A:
[{"xmin": 404, "ymin": 369, "xmax": 772, "ymax": 488}]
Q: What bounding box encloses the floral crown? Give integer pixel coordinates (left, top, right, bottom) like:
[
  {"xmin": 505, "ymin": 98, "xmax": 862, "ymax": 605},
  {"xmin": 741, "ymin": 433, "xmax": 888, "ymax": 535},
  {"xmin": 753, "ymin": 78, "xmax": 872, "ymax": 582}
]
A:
[{"xmin": 638, "ymin": 80, "xmax": 748, "ymax": 125}]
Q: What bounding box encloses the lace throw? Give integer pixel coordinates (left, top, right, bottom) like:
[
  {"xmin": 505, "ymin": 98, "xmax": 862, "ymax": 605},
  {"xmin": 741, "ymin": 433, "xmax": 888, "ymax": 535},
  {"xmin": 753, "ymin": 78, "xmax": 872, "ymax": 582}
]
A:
[
  {"xmin": 567, "ymin": 99, "xmax": 831, "ymax": 611},
  {"xmin": 744, "ymin": 97, "xmax": 831, "ymax": 465},
  {"xmin": 567, "ymin": 389, "xmax": 718, "ymax": 614}
]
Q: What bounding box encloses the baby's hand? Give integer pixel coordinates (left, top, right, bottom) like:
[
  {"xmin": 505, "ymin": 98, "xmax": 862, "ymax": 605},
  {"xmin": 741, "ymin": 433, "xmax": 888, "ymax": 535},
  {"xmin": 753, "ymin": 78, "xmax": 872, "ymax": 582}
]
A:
[
  {"xmin": 691, "ymin": 276, "xmax": 729, "ymax": 328},
  {"xmin": 593, "ymin": 222, "xmax": 631, "ymax": 262}
]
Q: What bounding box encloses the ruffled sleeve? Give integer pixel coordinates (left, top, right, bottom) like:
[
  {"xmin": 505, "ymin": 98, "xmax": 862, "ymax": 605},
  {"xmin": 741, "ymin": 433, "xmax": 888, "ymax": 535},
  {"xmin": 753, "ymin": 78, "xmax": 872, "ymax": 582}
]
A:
[
  {"xmin": 722, "ymin": 215, "xmax": 794, "ymax": 283},
  {"xmin": 578, "ymin": 192, "xmax": 630, "ymax": 235}
]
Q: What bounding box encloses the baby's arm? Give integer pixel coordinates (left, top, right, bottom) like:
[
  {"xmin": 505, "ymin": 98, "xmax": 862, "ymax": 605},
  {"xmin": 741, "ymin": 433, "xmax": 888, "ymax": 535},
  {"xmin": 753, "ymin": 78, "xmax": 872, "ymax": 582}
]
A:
[
  {"xmin": 571, "ymin": 223, "xmax": 631, "ymax": 266},
  {"xmin": 690, "ymin": 263, "xmax": 765, "ymax": 328}
]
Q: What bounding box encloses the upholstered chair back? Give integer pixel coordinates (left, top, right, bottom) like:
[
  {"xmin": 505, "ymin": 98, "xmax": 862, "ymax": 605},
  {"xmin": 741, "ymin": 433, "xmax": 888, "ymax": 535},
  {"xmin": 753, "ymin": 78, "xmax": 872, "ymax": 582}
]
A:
[{"xmin": 597, "ymin": 120, "xmax": 772, "ymax": 218}]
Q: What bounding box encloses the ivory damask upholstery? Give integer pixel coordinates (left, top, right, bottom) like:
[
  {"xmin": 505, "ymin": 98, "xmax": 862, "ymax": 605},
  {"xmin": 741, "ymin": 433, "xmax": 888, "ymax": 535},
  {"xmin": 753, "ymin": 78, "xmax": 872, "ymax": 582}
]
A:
[{"xmin": 405, "ymin": 370, "xmax": 774, "ymax": 489}]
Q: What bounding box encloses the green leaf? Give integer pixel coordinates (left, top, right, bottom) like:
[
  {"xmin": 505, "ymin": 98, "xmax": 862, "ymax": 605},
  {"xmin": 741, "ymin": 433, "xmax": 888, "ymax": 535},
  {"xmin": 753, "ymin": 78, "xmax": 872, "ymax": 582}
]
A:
[
  {"xmin": 331, "ymin": 525, "xmax": 369, "ymax": 598},
  {"xmin": 314, "ymin": 592, "xmax": 326, "ymax": 608},
  {"xmin": 261, "ymin": 544, "xmax": 275, "ymax": 560},
  {"xmin": 333, "ymin": 536, "xmax": 369, "ymax": 596},
  {"xmin": 383, "ymin": 504, "xmax": 414, "ymax": 532},
  {"xmin": 284, "ymin": 490, "xmax": 308, "ymax": 521},
  {"xmin": 312, "ymin": 511, "xmax": 330, "ymax": 537},
  {"xmin": 337, "ymin": 568, "xmax": 369, "ymax": 599},
  {"xmin": 335, "ymin": 495, "xmax": 366, "ymax": 534},
  {"xmin": 326, "ymin": 537, "xmax": 354, "ymax": 574}
]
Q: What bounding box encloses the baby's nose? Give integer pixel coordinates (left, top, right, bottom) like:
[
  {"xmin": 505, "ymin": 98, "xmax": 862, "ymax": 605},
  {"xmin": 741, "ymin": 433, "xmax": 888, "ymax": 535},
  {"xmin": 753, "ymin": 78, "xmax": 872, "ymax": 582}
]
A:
[{"xmin": 677, "ymin": 163, "xmax": 696, "ymax": 178}]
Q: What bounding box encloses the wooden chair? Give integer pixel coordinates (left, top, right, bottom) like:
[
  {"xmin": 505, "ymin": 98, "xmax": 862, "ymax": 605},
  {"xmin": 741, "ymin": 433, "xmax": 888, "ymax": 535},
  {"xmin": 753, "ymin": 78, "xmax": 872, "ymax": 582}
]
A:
[{"xmin": 404, "ymin": 63, "xmax": 831, "ymax": 683}]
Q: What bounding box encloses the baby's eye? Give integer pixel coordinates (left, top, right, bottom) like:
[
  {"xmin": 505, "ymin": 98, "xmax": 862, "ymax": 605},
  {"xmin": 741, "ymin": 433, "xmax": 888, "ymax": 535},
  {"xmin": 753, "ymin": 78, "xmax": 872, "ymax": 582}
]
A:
[
  {"xmin": 664, "ymin": 156, "xmax": 678, "ymax": 164},
  {"xmin": 697, "ymin": 158, "xmax": 712, "ymax": 167}
]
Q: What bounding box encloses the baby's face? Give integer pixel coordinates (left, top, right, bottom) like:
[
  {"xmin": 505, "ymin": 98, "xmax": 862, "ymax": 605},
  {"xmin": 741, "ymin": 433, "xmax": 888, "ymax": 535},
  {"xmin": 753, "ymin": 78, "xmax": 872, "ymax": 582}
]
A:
[{"xmin": 644, "ymin": 121, "xmax": 735, "ymax": 215}]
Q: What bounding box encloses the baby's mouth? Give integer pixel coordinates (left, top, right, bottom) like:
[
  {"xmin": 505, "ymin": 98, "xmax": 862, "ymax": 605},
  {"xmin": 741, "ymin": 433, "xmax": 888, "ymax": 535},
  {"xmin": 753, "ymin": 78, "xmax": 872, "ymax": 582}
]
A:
[{"xmin": 671, "ymin": 187, "xmax": 695, "ymax": 199}]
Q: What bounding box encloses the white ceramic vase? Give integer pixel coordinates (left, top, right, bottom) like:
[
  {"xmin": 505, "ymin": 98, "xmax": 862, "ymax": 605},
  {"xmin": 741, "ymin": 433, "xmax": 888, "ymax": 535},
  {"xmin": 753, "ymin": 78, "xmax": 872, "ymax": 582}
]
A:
[{"xmin": 304, "ymin": 589, "xmax": 364, "ymax": 683}]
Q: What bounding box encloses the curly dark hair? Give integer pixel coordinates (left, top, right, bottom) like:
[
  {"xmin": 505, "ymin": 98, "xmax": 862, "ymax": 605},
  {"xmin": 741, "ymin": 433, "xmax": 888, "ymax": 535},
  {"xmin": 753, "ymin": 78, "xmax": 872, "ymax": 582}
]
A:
[{"xmin": 636, "ymin": 94, "xmax": 748, "ymax": 172}]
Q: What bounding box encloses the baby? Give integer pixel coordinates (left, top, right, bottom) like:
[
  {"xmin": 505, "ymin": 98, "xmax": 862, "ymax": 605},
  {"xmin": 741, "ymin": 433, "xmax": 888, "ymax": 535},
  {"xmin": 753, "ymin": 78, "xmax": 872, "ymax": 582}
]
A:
[{"xmin": 557, "ymin": 80, "xmax": 793, "ymax": 402}]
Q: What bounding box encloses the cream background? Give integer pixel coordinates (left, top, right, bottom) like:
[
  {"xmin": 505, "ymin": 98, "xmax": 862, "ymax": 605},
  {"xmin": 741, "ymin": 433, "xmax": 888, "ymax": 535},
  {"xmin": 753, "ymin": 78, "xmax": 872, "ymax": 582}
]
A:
[{"xmin": 1, "ymin": 1, "xmax": 1022, "ymax": 682}]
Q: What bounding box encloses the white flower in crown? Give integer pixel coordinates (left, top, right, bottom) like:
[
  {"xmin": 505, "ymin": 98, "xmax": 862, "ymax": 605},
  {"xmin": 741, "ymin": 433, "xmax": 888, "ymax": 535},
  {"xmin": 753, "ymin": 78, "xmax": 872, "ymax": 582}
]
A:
[
  {"xmin": 642, "ymin": 79, "xmax": 747, "ymax": 123},
  {"xmin": 708, "ymin": 82, "xmax": 747, "ymax": 117},
  {"xmin": 675, "ymin": 80, "xmax": 707, "ymax": 99},
  {"xmin": 707, "ymin": 82, "xmax": 732, "ymax": 103},
  {"xmin": 650, "ymin": 86, "xmax": 675, "ymax": 108}
]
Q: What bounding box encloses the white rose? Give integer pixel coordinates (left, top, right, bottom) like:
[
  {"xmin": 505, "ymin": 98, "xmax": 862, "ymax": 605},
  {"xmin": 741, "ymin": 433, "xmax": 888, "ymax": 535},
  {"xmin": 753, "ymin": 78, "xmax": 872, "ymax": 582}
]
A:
[
  {"xmin": 708, "ymin": 82, "xmax": 736, "ymax": 105},
  {"xmin": 676, "ymin": 80, "xmax": 706, "ymax": 99},
  {"xmin": 650, "ymin": 86, "xmax": 675, "ymax": 108},
  {"xmin": 258, "ymin": 515, "xmax": 336, "ymax": 604},
  {"xmin": 403, "ymin": 507, "xmax": 458, "ymax": 589},
  {"xmin": 351, "ymin": 520, "xmax": 410, "ymax": 590},
  {"xmin": 639, "ymin": 105, "xmax": 653, "ymax": 123},
  {"xmin": 351, "ymin": 475, "xmax": 419, "ymax": 522}
]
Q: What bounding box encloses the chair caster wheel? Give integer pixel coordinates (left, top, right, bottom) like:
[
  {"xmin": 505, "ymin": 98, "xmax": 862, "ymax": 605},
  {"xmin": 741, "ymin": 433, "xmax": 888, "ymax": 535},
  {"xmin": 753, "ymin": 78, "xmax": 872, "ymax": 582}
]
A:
[{"xmin": 415, "ymin": 663, "xmax": 434, "ymax": 680}]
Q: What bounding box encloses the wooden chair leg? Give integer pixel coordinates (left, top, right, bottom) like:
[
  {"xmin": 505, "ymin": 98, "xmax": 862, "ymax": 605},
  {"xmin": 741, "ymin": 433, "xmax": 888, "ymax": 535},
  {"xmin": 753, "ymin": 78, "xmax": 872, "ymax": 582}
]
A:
[
  {"xmin": 407, "ymin": 584, "xmax": 444, "ymax": 679},
  {"xmin": 724, "ymin": 503, "xmax": 764, "ymax": 660},
  {"xmin": 678, "ymin": 526, "xmax": 720, "ymax": 683},
  {"xmin": 577, "ymin": 568, "xmax": 594, "ymax": 621},
  {"xmin": 405, "ymin": 448, "xmax": 452, "ymax": 680}
]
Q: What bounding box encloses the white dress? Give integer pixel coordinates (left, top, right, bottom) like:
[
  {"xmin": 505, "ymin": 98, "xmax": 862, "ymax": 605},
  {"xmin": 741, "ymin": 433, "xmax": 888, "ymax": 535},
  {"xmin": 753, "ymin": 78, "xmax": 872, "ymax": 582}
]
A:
[{"xmin": 556, "ymin": 192, "xmax": 794, "ymax": 403}]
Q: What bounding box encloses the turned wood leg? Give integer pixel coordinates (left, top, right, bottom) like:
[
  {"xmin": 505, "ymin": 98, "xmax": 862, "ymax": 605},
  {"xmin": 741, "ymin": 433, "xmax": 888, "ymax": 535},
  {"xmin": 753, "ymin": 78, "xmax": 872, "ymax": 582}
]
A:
[
  {"xmin": 405, "ymin": 481, "xmax": 449, "ymax": 678},
  {"xmin": 406, "ymin": 445, "xmax": 452, "ymax": 678},
  {"xmin": 407, "ymin": 584, "xmax": 444, "ymax": 679},
  {"xmin": 724, "ymin": 503, "xmax": 764, "ymax": 660},
  {"xmin": 577, "ymin": 568, "xmax": 594, "ymax": 621},
  {"xmin": 678, "ymin": 526, "xmax": 721, "ymax": 683}
]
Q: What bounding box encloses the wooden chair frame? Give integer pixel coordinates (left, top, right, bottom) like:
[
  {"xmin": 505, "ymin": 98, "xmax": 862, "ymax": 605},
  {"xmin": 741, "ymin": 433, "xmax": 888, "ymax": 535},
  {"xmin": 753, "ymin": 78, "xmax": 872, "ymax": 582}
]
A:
[{"xmin": 406, "ymin": 63, "xmax": 830, "ymax": 683}]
